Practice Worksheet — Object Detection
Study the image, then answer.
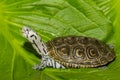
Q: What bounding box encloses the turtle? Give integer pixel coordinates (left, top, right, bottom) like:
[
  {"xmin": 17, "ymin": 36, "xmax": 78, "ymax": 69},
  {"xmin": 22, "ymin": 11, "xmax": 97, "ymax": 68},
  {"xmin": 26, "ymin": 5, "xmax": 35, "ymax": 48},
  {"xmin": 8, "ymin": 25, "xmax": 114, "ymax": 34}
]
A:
[{"xmin": 22, "ymin": 26, "xmax": 116, "ymax": 70}]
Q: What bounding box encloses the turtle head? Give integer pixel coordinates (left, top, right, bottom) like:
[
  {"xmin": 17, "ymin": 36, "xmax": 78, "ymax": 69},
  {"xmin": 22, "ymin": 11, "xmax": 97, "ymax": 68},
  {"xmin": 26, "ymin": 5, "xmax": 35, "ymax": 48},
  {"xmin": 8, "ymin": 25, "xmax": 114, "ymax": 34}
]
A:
[
  {"xmin": 22, "ymin": 26, "xmax": 38, "ymax": 43},
  {"xmin": 22, "ymin": 26, "xmax": 48, "ymax": 56}
]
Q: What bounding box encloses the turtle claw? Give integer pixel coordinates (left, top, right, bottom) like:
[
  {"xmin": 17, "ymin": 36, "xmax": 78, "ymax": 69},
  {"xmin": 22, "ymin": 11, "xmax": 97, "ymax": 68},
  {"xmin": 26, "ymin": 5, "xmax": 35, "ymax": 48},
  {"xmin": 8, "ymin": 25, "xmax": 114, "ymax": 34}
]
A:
[
  {"xmin": 109, "ymin": 44, "xmax": 114, "ymax": 49},
  {"xmin": 32, "ymin": 64, "xmax": 45, "ymax": 70},
  {"xmin": 98, "ymin": 66, "xmax": 107, "ymax": 69},
  {"xmin": 32, "ymin": 64, "xmax": 40, "ymax": 70}
]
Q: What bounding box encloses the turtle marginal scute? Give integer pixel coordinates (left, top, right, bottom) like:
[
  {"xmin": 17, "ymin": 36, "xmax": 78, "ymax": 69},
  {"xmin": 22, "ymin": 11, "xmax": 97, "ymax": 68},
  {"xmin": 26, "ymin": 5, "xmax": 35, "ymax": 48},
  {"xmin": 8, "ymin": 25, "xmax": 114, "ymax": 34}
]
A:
[
  {"xmin": 100, "ymin": 57, "xmax": 108, "ymax": 64},
  {"xmin": 52, "ymin": 37, "xmax": 63, "ymax": 46},
  {"xmin": 92, "ymin": 61, "xmax": 100, "ymax": 65},
  {"xmin": 107, "ymin": 53, "xmax": 116, "ymax": 62},
  {"xmin": 64, "ymin": 36, "xmax": 76, "ymax": 45}
]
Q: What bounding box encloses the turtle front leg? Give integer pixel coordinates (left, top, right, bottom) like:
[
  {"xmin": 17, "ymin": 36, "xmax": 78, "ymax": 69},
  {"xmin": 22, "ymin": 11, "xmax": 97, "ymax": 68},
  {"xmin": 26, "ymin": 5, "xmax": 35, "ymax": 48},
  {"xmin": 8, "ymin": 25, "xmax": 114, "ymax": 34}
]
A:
[
  {"xmin": 33, "ymin": 55, "xmax": 65, "ymax": 70},
  {"xmin": 32, "ymin": 63, "xmax": 46, "ymax": 70},
  {"xmin": 32, "ymin": 56, "xmax": 48, "ymax": 70}
]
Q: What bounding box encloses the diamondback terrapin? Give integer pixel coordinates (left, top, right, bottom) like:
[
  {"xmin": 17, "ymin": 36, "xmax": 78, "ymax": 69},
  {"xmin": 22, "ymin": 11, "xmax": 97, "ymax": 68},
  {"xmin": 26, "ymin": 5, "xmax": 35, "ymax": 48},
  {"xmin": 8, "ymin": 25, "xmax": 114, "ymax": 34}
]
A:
[{"xmin": 22, "ymin": 26, "xmax": 115, "ymax": 70}]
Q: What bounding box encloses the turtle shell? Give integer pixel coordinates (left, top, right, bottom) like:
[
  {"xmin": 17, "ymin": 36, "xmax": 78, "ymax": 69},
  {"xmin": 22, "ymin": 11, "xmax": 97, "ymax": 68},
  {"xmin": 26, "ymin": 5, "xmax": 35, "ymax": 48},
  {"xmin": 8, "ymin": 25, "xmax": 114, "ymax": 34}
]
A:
[{"xmin": 46, "ymin": 36, "xmax": 115, "ymax": 68}]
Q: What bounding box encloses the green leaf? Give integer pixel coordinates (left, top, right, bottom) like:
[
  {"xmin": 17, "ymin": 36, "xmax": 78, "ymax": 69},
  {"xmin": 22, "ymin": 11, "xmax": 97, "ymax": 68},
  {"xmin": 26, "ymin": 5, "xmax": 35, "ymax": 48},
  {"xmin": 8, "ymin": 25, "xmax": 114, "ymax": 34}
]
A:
[{"xmin": 0, "ymin": 0, "xmax": 119, "ymax": 80}]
